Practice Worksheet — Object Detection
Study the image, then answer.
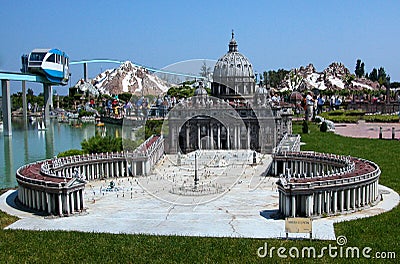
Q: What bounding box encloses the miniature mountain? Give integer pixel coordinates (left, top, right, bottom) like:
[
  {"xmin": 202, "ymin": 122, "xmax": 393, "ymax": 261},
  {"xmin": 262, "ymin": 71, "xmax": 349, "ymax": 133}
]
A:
[
  {"xmin": 75, "ymin": 61, "xmax": 170, "ymax": 96},
  {"xmin": 277, "ymin": 62, "xmax": 382, "ymax": 92}
]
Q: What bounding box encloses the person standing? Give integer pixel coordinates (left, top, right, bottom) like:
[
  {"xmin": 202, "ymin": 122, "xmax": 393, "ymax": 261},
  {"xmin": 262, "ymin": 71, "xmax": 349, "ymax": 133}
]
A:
[
  {"xmin": 317, "ymin": 95, "xmax": 325, "ymax": 114},
  {"xmin": 305, "ymin": 92, "xmax": 314, "ymax": 121},
  {"xmin": 330, "ymin": 95, "xmax": 336, "ymax": 111}
]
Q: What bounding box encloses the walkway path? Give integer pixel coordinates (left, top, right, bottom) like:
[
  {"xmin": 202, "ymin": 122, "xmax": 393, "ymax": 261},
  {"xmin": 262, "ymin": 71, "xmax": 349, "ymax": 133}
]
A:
[{"xmin": 334, "ymin": 120, "xmax": 400, "ymax": 140}]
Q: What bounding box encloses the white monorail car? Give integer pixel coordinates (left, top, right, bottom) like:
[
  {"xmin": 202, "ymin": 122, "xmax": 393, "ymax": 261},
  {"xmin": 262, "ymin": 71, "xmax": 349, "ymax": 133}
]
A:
[{"xmin": 28, "ymin": 48, "xmax": 70, "ymax": 85}]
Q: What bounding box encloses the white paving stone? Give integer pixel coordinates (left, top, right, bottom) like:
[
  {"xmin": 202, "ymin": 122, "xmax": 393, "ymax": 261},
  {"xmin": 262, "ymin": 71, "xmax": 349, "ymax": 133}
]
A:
[{"xmin": 1, "ymin": 151, "xmax": 398, "ymax": 241}]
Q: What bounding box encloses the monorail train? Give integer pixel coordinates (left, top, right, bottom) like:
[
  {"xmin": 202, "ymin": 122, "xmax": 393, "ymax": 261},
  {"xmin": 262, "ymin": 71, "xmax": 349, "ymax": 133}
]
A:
[{"xmin": 27, "ymin": 48, "xmax": 70, "ymax": 85}]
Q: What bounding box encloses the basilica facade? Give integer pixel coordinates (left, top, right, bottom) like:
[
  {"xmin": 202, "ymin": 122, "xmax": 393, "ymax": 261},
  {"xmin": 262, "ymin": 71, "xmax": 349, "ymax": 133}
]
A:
[{"xmin": 166, "ymin": 32, "xmax": 293, "ymax": 154}]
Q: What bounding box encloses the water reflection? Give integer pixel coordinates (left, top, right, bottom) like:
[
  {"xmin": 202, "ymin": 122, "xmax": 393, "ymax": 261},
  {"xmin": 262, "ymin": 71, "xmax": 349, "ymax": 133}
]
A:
[
  {"xmin": 24, "ymin": 128, "xmax": 29, "ymax": 164},
  {"xmin": 45, "ymin": 121, "xmax": 54, "ymax": 158},
  {"xmin": 2, "ymin": 136, "xmax": 13, "ymax": 187},
  {"xmin": 0, "ymin": 118, "xmax": 122, "ymax": 188}
]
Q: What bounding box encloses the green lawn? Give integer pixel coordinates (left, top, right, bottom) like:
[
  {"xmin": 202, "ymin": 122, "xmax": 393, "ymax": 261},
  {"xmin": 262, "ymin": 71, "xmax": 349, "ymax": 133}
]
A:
[{"xmin": 0, "ymin": 122, "xmax": 398, "ymax": 263}]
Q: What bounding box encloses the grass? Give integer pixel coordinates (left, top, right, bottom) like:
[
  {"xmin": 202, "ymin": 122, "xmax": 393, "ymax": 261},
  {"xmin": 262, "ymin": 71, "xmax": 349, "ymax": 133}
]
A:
[
  {"xmin": 0, "ymin": 189, "xmax": 18, "ymax": 229},
  {"xmin": 0, "ymin": 123, "xmax": 399, "ymax": 263},
  {"xmin": 295, "ymin": 121, "xmax": 400, "ymax": 260}
]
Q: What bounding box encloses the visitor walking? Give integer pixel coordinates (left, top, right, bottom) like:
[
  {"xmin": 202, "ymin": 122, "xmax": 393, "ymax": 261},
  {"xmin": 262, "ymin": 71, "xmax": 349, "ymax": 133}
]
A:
[
  {"xmin": 317, "ymin": 95, "xmax": 325, "ymax": 114},
  {"xmin": 305, "ymin": 92, "xmax": 314, "ymax": 121},
  {"xmin": 330, "ymin": 95, "xmax": 336, "ymax": 111}
]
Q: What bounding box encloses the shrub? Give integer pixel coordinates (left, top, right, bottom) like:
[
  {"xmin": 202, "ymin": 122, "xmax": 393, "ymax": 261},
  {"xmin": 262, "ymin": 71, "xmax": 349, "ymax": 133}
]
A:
[
  {"xmin": 302, "ymin": 120, "xmax": 309, "ymax": 133},
  {"xmin": 320, "ymin": 121, "xmax": 328, "ymax": 132},
  {"xmin": 326, "ymin": 110, "xmax": 345, "ymax": 116},
  {"xmin": 78, "ymin": 110, "xmax": 95, "ymax": 117},
  {"xmin": 81, "ymin": 133, "xmax": 123, "ymax": 154},
  {"xmin": 57, "ymin": 149, "xmax": 84, "ymax": 157},
  {"xmin": 344, "ymin": 110, "xmax": 365, "ymax": 116},
  {"xmin": 364, "ymin": 115, "xmax": 400, "ymax": 122},
  {"xmin": 314, "ymin": 117, "xmax": 322, "ymax": 123}
]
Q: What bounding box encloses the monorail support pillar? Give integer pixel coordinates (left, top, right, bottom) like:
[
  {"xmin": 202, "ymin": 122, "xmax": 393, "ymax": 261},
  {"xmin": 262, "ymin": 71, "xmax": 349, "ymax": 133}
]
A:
[
  {"xmin": 22, "ymin": 80, "xmax": 28, "ymax": 124},
  {"xmin": 1, "ymin": 80, "xmax": 12, "ymax": 136},
  {"xmin": 44, "ymin": 83, "xmax": 52, "ymax": 124}
]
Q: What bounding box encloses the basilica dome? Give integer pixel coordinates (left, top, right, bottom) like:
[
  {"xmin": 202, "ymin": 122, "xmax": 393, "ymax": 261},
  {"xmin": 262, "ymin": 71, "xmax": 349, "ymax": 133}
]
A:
[
  {"xmin": 211, "ymin": 31, "xmax": 255, "ymax": 99},
  {"xmin": 213, "ymin": 33, "xmax": 254, "ymax": 79}
]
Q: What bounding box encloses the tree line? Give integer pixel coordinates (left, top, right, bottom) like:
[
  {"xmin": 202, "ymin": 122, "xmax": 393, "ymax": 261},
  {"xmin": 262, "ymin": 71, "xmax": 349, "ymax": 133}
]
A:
[{"xmin": 355, "ymin": 59, "xmax": 391, "ymax": 86}]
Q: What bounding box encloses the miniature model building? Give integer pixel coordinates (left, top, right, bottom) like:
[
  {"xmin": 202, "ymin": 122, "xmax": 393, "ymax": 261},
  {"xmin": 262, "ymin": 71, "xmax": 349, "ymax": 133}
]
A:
[{"xmin": 166, "ymin": 32, "xmax": 293, "ymax": 154}]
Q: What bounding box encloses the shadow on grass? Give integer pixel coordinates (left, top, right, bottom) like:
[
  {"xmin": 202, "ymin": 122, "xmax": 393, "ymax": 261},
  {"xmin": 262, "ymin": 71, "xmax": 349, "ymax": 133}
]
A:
[{"xmin": 5, "ymin": 190, "xmax": 48, "ymax": 217}]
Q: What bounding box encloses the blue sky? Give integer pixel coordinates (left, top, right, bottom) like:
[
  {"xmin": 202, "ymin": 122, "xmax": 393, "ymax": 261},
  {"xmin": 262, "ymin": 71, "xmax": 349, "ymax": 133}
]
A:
[{"xmin": 1, "ymin": 0, "xmax": 399, "ymax": 94}]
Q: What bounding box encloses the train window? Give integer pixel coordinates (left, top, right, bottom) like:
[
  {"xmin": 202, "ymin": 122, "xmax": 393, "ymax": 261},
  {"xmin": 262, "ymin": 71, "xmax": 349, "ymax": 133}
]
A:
[
  {"xmin": 30, "ymin": 52, "xmax": 46, "ymax": 61},
  {"xmin": 46, "ymin": 54, "xmax": 55, "ymax": 63}
]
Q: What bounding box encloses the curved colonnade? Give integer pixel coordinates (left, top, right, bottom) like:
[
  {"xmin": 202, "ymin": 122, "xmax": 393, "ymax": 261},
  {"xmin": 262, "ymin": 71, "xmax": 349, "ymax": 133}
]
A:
[
  {"xmin": 273, "ymin": 151, "xmax": 381, "ymax": 218},
  {"xmin": 16, "ymin": 136, "xmax": 164, "ymax": 216},
  {"xmin": 15, "ymin": 132, "xmax": 381, "ymax": 219}
]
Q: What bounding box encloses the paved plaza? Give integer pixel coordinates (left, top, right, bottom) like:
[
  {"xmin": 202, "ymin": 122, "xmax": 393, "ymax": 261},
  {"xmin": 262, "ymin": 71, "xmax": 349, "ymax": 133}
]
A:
[
  {"xmin": 334, "ymin": 120, "xmax": 400, "ymax": 140},
  {"xmin": 1, "ymin": 150, "xmax": 399, "ymax": 240}
]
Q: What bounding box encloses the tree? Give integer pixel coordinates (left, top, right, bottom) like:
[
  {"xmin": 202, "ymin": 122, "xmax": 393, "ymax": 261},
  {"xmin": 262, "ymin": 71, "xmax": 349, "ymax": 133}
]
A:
[
  {"xmin": 263, "ymin": 69, "xmax": 289, "ymax": 88},
  {"xmin": 360, "ymin": 62, "xmax": 365, "ymax": 78},
  {"xmin": 390, "ymin": 82, "xmax": 400, "ymax": 88},
  {"xmin": 369, "ymin": 68, "xmax": 378, "ymax": 82},
  {"xmin": 27, "ymin": 88, "xmax": 34, "ymax": 96},
  {"xmin": 377, "ymin": 67, "xmax": 387, "ymax": 86},
  {"xmin": 355, "ymin": 59, "xmax": 361, "ymax": 77},
  {"xmin": 118, "ymin": 92, "xmax": 133, "ymax": 103},
  {"xmin": 355, "ymin": 59, "xmax": 365, "ymax": 78}
]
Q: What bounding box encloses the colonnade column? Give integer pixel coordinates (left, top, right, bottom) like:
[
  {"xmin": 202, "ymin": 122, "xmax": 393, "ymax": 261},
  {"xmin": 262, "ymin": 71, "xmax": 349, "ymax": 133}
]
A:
[
  {"xmin": 317, "ymin": 192, "xmax": 322, "ymax": 215},
  {"xmin": 133, "ymin": 162, "xmax": 137, "ymax": 176},
  {"xmin": 210, "ymin": 124, "xmax": 214, "ymax": 149},
  {"xmin": 233, "ymin": 126, "xmax": 237, "ymax": 149},
  {"xmin": 197, "ymin": 124, "xmax": 201, "ymax": 149},
  {"xmin": 58, "ymin": 194, "xmax": 62, "ymax": 216},
  {"xmin": 351, "ymin": 188, "xmax": 356, "ymax": 209},
  {"xmin": 237, "ymin": 125, "xmax": 241, "ymax": 149},
  {"xmin": 326, "ymin": 191, "xmax": 330, "ymax": 214},
  {"xmin": 247, "ymin": 124, "xmax": 250, "ymax": 149},
  {"xmin": 291, "ymin": 195, "xmax": 296, "ymax": 217},
  {"xmin": 217, "ymin": 124, "xmax": 221, "ymax": 149},
  {"xmin": 76, "ymin": 191, "xmax": 81, "ymax": 211},
  {"xmin": 65, "ymin": 193, "xmax": 70, "ymax": 215},
  {"xmin": 47, "ymin": 193, "xmax": 52, "ymax": 214},
  {"xmin": 227, "ymin": 127, "xmax": 230, "ymax": 149},
  {"xmin": 333, "ymin": 191, "xmax": 337, "ymax": 213},
  {"xmin": 80, "ymin": 189, "xmax": 85, "ymax": 210},
  {"xmin": 71, "ymin": 192, "xmax": 75, "ymax": 213},
  {"xmin": 186, "ymin": 124, "xmax": 190, "ymax": 150},
  {"xmin": 306, "ymin": 195, "xmax": 313, "ymax": 217},
  {"xmin": 340, "ymin": 190, "xmax": 344, "ymax": 212},
  {"xmin": 285, "ymin": 195, "xmax": 290, "ymax": 216},
  {"xmin": 362, "ymin": 185, "xmax": 366, "ymax": 206},
  {"xmin": 346, "ymin": 189, "xmax": 351, "ymax": 210},
  {"xmin": 125, "ymin": 160, "xmax": 130, "ymax": 176}
]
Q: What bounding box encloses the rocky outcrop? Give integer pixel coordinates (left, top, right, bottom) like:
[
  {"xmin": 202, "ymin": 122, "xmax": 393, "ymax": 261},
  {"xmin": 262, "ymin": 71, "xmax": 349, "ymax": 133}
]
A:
[
  {"xmin": 277, "ymin": 62, "xmax": 381, "ymax": 92},
  {"xmin": 74, "ymin": 61, "xmax": 170, "ymax": 96}
]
